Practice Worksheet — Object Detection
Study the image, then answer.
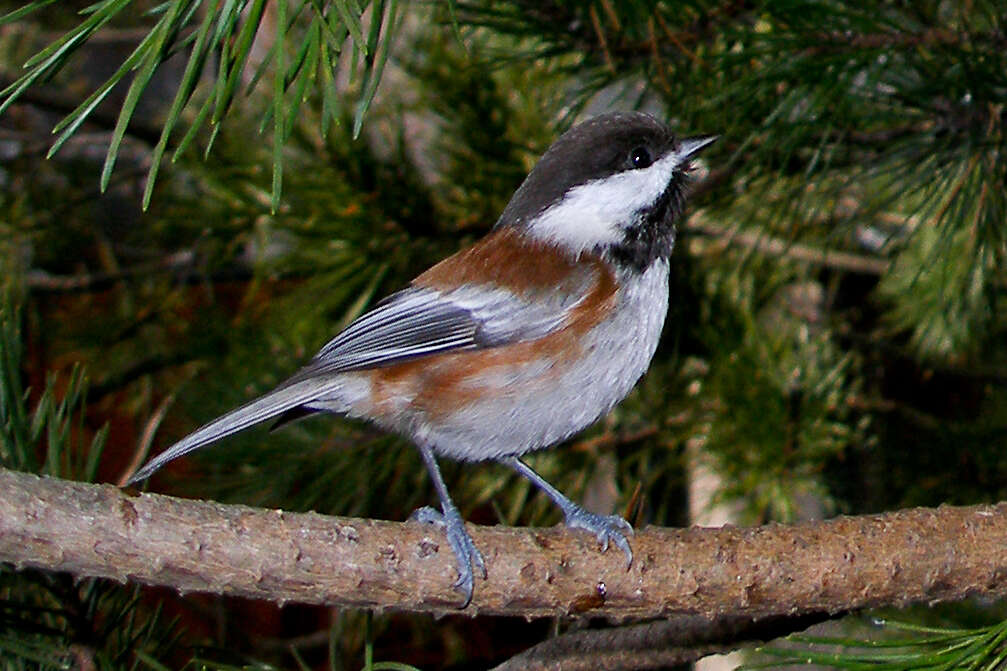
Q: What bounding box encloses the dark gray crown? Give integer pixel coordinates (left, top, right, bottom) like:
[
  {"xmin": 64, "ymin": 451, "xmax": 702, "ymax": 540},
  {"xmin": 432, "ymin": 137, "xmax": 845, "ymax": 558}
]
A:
[{"xmin": 497, "ymin": 112, "xmax": 677, "ymax": 229}]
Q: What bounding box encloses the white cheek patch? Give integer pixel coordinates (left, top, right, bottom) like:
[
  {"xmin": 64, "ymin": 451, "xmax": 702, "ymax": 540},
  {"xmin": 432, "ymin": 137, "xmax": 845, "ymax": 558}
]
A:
[{"xmin": 528, "ymin": 150, "xmax": 682, "ymax": 255}]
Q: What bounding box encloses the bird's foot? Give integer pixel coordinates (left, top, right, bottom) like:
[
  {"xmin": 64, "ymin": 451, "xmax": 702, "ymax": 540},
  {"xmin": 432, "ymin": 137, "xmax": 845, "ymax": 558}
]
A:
[
  {"xmin": 410, "ymin": 505, "xmax": 487, "ymax": 607},
  {"xmin": 562, "ymin": 505, "xmax": 634, "ymax": 567}
]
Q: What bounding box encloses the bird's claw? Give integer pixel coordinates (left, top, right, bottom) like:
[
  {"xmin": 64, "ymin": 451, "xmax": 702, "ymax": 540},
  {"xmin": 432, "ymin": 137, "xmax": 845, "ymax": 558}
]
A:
[
  {"xmin": 410, "ymin": 505, "xmax": 486, "ymax": 606},
  {"xmin": 563, "ymin": 507, "xmax": 634, "ymax": 568}
]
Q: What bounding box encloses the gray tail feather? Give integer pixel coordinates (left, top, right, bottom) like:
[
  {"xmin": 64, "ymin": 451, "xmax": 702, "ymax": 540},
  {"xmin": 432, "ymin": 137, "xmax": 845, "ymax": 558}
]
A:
[{"xmin": 127, "ymin": 377, "xmax": 335, "ymax": 485}]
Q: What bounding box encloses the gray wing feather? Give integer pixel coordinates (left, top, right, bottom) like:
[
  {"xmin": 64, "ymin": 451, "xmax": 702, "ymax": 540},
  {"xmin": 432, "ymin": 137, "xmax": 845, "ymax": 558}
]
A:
[{"xmin": 306, "ymin": 288, "xmax": 482, "ymax": 374}]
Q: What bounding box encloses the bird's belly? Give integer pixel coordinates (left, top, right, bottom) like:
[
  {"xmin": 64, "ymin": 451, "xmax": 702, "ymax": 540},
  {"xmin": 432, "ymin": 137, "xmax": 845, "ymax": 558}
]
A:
[{"xmin": 377, "ymin": 260, "xmax": 671, "ymax": 462}]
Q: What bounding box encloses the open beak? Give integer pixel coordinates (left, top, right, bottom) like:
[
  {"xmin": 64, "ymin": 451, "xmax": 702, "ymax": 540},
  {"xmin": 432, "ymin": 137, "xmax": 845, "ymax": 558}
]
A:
[{"xmin": 678, "ymin": 135, "xmax": 718, "ymax": 160}]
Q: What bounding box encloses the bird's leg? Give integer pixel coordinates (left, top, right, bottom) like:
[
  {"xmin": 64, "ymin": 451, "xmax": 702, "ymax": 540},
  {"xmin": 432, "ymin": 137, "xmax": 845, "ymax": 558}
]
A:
[
  {"xmin": 502, "ymin": 456, "xmax": 633, "ymax": 566},
  {"xmin": 410, "ymin": 441, "xmax": 486, "ymax": 606}
]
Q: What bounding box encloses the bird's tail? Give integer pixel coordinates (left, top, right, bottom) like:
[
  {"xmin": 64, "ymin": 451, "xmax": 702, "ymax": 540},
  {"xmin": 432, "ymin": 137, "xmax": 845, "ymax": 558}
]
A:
[{"xmin": 127, "ymin": 376, "xmax": 337, "ymax": 485}]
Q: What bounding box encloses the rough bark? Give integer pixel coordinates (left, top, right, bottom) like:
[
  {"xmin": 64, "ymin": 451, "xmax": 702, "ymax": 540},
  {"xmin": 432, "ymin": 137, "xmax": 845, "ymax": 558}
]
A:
[{"xmin": 1, "ymin": 468, "xmax": 1005, "ymax": 618}]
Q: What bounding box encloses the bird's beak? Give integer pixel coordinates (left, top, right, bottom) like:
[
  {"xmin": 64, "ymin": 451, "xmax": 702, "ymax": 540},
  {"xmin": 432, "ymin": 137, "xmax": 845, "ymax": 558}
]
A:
[{"xmin": 678, "ymin": 135, "xmax": 718, "ymax": 159}]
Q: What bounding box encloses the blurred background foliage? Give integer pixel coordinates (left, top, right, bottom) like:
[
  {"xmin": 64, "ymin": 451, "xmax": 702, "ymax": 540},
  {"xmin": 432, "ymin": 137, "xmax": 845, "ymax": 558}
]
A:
[{"xmin": 0, "ymin": 0, "xmax": 1005, "ymax": 668}]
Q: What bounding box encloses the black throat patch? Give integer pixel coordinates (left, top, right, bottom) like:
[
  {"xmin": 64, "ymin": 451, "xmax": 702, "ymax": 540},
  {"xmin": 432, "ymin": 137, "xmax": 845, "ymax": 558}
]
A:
[{"xmin": 607, "ymin": 179, "xmax": 686, "ymax": 272}]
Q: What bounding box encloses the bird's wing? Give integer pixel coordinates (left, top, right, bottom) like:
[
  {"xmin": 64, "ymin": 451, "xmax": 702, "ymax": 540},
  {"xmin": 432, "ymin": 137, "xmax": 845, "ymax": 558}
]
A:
[
  {"xmin": 127, "ymin": 267, "xmax": 600, "ymax": 484},
  {"xmin": 307, "ymin": 287, "xmax": 483, "ymax": 371},
  {"xmin": 305, "ymin": 278, "xmax": 592, "ymax": 375}
]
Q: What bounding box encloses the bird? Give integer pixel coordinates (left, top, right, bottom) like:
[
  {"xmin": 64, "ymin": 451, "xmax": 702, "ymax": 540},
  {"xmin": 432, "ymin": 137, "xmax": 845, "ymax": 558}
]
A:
[{"xmin": 128, "ymin": 112, "xmax": 716, "ymax": 606}]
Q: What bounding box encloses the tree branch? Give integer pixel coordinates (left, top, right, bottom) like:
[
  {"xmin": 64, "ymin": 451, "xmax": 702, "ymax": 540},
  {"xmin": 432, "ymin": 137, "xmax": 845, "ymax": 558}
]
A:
[
  {"xmin": 490, "ymin": 612, "xmax": 836, "ymax": 671},
  {"xmin": 1, "ymin": 468, "xmax": 1005, "ymax": 618},
  {"xmin": 25, "ymin": 251, "xmax": 198, "ymax": 293},
  {"xmin": 685, "ymin": 214, "xmax": 891, "ymax": 275}
]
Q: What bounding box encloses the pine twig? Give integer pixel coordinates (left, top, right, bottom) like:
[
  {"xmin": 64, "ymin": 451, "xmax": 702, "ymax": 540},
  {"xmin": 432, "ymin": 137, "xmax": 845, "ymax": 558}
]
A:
[
  {"xmin": 491, "ymin": 612, "xmax": 835, "ymax": 671},
  {"xmin": 25, "ymin": 251, "xmax": 197, "ymax": 293},
  {"xmin": 1, "ymin": 468, "xmax": 1006, "ymax": 618},
  {"xmin": 685, "ymin": 214, "xmax": 891, "ymax": 275}
]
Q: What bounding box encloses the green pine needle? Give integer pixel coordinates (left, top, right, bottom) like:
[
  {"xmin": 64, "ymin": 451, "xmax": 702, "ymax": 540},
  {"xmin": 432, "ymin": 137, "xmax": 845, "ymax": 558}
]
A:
[
  {"xmin": 332, "ymin": 0, "xmax": 367, "ymax": 57},
  {"xmin": 271, "ymin": 0, "xmax": 287, "ymax": 213},
  {"xmin": 750, "ymin": 619, "xmax": 1007, "ymax": 671},
  {"xmin": 0, "ymin": 0, "xmax": 59, "ymax": 25},
  {"xmin": 1, "ymin": 0, "xmax": 429, "ymax": 201},
  {"xmin": 144, "ymin": 0, "xmax": 223, "ymax": 209},
  {"xmin": 352, "ymin": 0, "xmax": 398, "ymax": 138},
  {"xmin": 101, "ymin": 0, "xmax": 186, "ymax": 191}
]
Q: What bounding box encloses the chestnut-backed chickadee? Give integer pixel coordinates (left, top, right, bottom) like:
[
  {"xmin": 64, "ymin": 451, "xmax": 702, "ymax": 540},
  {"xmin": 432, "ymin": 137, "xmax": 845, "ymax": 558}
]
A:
[{"xmin": 129, "ymin": 112, "xmax": 716, "ymax": 606}]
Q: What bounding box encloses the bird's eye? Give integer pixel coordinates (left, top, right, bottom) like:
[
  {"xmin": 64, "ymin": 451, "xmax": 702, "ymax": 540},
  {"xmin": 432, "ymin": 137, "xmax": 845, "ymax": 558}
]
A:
[{"xmin": 629, "ymin": 146, "xmax": 653, "ymax": 169}]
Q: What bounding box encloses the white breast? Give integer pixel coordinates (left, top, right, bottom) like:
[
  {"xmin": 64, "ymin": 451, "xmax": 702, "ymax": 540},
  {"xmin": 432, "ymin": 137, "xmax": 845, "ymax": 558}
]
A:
[{"xmin": 421, "ymin": 259, "xmax": 670, "ymax": 462}]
